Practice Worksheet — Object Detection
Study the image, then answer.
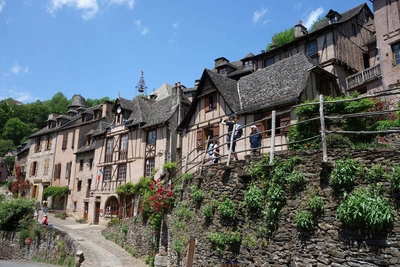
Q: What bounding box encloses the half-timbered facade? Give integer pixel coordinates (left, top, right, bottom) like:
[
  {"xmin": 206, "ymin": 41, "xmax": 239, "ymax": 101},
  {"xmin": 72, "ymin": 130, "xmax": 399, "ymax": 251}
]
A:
[
  {"xmin": 178, "ymin": 52, "xmax": 341, "ymax": 170},
  {"xmin": 213, "ymin": 4, "xmax": 376, "ymax": 94},
  {"xmin": 90, "ymin": 84, "xmax": 189, "ymax": 225}
]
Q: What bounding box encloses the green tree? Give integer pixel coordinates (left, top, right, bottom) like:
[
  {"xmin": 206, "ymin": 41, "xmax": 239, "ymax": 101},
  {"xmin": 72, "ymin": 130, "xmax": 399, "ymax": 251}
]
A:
[
  {"xmin": 266, "ymin": 28, "xmax": 295, "ymax": 51},
  {"xmin": 1, "ymin": 118, "xmax": 31, "ymax": 146},
  {"xmin": 0, "ymin": 198, "xmax": 35, "ymax": 231},
  {"xmin": 4, "ymin": 156, "xmax": 15, "ymax": 172},
  {"xmin": 0, "ymin": 139, "xmax": 14, "ymax": 156},
  {"xmin": 46, "ymin": 92, "xmax": 69, "ymax": 114},
  {"xmin": 309, "ymin": 17, "xmax": 328, "ymax": 33},
  {"xmin": 86, "ymin": 97, "xmax": 112, "ymax": 107}
]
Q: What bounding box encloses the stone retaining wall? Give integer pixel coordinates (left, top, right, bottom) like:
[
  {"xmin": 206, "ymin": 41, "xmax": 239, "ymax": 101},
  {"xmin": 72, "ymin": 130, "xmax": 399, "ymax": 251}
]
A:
[
  {"xmin": 0, "ymin": 225, "xmax": 80, "ymax": 265},
  {"xmin": 104, "ymin": 147, "xmax": 400, "ymax": 267}
]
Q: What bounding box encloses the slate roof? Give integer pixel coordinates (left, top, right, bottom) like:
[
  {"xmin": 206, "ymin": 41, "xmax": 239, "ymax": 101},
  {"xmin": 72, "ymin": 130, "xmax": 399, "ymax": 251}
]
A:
[
  {"xmin": 149, "ymin": 83, "xmax": 173, "ymax": 101},
  {"xmin": 178, "ymin": 52, "xmax": 334, "ymax": 130},
  {"xmin": 313, "ymin": 4, "xmax": 368, "ymax": 32},
  {"xmin": 238, "ymin": 52, "xmax": 320, "ymax": 111}
]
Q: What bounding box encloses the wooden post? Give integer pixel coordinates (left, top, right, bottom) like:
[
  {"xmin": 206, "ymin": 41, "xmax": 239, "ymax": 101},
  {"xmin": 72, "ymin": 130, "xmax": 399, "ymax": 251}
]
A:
[
  {"xmin": 187, "ymin": 236, "xmax": 196, "ymax": 267},
  {"xmin": 200, "ymin": 136, "xmax": 210, "ymax": 174},
  {"xmin": 226, "ymin": 125, "xmax": 237, "ymax": 166},
  {"xmin": 269, "ymin": 110, "xmax": 276, "ymax": 164},
  {"xmin": 319, "ymin": 95, "xmax": 328, "ymax": 162}
]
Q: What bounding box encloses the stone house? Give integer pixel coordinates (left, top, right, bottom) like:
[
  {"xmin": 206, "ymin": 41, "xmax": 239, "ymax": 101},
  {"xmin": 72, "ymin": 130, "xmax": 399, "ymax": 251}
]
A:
[
  {"xmin": 371, "ymin": 0, "xmax": 400, "ymax": 90},
  {"xmin": 177, "ymin": 52, "xmax": 341, "ymax": 169},
  {"xmin": 213, "ymin": 3, "xmax": 376, "ymax": 94},
  {"xmin": 51, "ymin": 95, "xmax": 114, "ymax": 216},
  {"xmin": 89, "ymin": 84, "xmax": 190, "ymax": 225}
]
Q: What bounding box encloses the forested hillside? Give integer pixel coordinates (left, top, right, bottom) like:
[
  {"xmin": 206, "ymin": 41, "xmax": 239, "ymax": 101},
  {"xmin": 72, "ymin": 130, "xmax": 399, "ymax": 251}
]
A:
[{"xmin": 0, "ymin": 92, "xmax": 111, "ymax": 157}]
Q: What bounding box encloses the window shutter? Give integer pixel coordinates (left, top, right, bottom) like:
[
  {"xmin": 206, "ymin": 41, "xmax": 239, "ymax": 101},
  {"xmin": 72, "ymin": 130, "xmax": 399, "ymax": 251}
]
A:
[
  {"xmin": 62, "ymin": 133, "xmax": 68, "ymax": 150},
  {"xmin": 30, "ymin": 163, "xmax": 34, "ymax": 176},
  {"xmin": 71, "ymin": 132, "xmax": 75, "ymax": 149},
  {"xmin": 35, "ymin": 162, "xmax": 39, "ymax": 176},
  {"xmin": 213, "ymin": 124, "xmax": 220, "ymax": 138},
  {"xmin": 212, "ymin": 94, "xmax": 217, "ymax": 110},
  {"xmin": 196, "ymin": 130, "xmax": 204, "ymax": 150},
  {"xmin": 204, "ymin": 97, "xmax": 210, "ymax": 112},
  {"xmin": 54, "ymin": 164, "xmax": 61, "ymax": 179},
  {"xmin": 280, "ymin": 113, "xmax": 291, "ymax": 134}
]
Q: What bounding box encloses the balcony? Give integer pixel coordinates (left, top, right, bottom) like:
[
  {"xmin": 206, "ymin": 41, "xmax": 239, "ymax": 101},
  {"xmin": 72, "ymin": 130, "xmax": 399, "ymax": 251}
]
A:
[{"xmin": 346, "ymin": 64, "xmax": 381, "ymax": 89}]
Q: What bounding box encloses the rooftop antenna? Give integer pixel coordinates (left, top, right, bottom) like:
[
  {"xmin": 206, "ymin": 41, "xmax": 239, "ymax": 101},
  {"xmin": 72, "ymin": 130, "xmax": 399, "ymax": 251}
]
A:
[{"xmin": 136, "ymin": 70, "xmax": 147, "ymax": 94}]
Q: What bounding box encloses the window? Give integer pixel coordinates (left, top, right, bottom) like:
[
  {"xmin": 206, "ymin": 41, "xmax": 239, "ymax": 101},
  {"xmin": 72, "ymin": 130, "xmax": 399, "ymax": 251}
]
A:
[
  {"xmin": 306, "ymin": 41, "xmax": 318, "ymax": 57},
  {"xmin": 34, "ymin": 138, "xmax": 41, "ymax": 153},
  {"xmin": 62, "ymin": 133, "xmax": 68, "ymax": 150},
  {"xmin": 65, "ymin": 162, "xmax": 72, "ymax": 179},
  {"xmin": 244, "ymin": 60, "xmax": 253, "ymax": 69},
  {"xmin": 205, "ymin": 94, "xmax": 217, "ymax": 112},
  {"xmin": 264, "ymin": 57, "xmax": 275, "ymax": 67},
  {"xmin": 71, "ymin": 132, "xmax": 75, "ymax": 149},
  {"xmin": 54, "ymin": 163, "xmax": 61, "ymax": 179},
  {"xmin": 79, "ymin": 160, "xmax": 84, "ymax": 171},
  {"xmin": 218, "ymin": 67, "xmax": 227, "ymax": 76},
  {"xmin": 392, "ymin": 42, "xmax": 400, "ymax": 66},
  {"xmin": 119, "ymin": 134, "xmax": 128, "ymax": 160},
  {"xmin": 147, "ymin": 130, "xmax": 156, "ymax": 145},
  {"xmin": 86, "ymin": 135, "xmax": 92, "ymax": 146},
  {"xmin": 46, "ymin": 135, "xmax": 52, "ymax": 150},
  {"xmin": 89, "ymin": 159, "xmax": 93, "ymax": 170},
  {"xmin": 118, "ymin": 164, "xmax": 127, "ymax": 181},
  {"xmin": 105, "ymin": 138, "xmax": 114, "ymax": 162},
  {"xmin": 30, "ymin": 161, "xmax": 38, "ymax": 176},
  {"xmin": 44, "ymin": 159, "xmax": 50, "ymax": 175},
  {"xmin": 104, "ymin": 166, "xmax": 112, "ymax": 182},
  {"xmin": 77, "ymin": 180, "xmax": 82, "ymax": 191},
  {"xmin": 145, "ymin": 159, "xmax": 155, "ymax": 177}
]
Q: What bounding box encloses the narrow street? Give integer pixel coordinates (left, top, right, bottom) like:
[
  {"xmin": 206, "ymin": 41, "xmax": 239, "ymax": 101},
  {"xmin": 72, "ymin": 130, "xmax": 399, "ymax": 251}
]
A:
[{"xmin": 46, "ymin": 213, "xmax": 148, "ymax": 267}]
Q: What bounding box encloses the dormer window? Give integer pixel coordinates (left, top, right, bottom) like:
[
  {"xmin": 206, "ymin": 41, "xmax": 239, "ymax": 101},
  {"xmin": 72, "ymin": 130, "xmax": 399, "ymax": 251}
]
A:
[
  {"xmin": 244, "ymin": 60, "xmax": 253, "ymax": 70},
  {"xmin": 218, "ymin": 67, "xmax": 227, "ymax": 76}
]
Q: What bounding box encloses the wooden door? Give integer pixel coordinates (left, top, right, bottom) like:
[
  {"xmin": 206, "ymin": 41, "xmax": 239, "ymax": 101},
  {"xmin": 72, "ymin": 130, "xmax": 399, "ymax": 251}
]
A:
[
  {"xmin": 94, "ymin": 202, "xmax": 100, "ymax": 225},
  {"xmin": 84, "ymin": 202, "xmax": 89, "ymax": 220}
]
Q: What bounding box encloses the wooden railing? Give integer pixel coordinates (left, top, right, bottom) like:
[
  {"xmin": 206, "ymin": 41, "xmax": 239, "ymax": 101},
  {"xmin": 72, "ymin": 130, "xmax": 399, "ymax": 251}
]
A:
[{"xmin": 346, "ymin": 64, "xmax": 381, "ymax": 89}]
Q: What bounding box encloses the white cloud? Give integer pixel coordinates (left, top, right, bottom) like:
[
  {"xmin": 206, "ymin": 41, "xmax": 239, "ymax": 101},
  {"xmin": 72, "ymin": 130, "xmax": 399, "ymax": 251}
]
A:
[
  {"xmin": 47, "ymin": 0, "xmax": 136, "ymax": 20},
  {"xmin": 0, "ymin": 0, "xmax": 5, "ymax": 13},
  {"xmin": 24, "ymin": 66, "xmax": 29, "ymax": 73},
  {"xmin": 304, "ymin": 7, "xmax": 324, "ymax": 29},
  {"xmin": 134, "ymin": 19, "xmax": 148, "ymax": 35},
  {"xmin": 172, "ymin": 21, "xmax": 179, "ymax": 28},
  {"xmin": 10, "ymin": 61, "xmax": 21, "ymax": 75},
  {"xmin": 47, "ymin": 0, "xmax": 99, "ymax": 20},
  {"xmin": 0, "ymin": 87, "xmax": 35, "ymax": 103},
  {"xmin": 141, "ymin": 28, "xmax": 148, "ymax": 35},
  {"xmin": 253, "ymin": 7, "xmax": 267, "ymax": 24},
  {"xmin": 109, "ymin": 0, "xmax": 136, "ymax": 9}
]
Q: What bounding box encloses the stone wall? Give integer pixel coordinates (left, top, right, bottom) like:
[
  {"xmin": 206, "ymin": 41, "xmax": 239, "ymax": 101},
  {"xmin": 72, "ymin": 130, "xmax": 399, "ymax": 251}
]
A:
[
  {"xmin": 0, "ymin": 225, "xmax": 79, "ymax": 265},
  {"xmin": 104, "ymin": 147, "xmax": 400, "ymax": 267}
]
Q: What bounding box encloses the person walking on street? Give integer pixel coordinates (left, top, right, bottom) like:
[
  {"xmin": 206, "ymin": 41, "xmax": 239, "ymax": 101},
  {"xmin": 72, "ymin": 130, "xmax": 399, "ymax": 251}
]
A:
[
  {"xmin": 212, "ymin": 140, "xmax": 220, "ymax": 164},
  {"xmin": 41, "ymin": 214, "xmax": 48, "ymax": 225},
  {"xmin": 222, "ymin": 114, "xmax": 239, "ymax": 161},
  {"xmin": 249, "ymin": 125, "xmax": 262, "ymax": 156}
]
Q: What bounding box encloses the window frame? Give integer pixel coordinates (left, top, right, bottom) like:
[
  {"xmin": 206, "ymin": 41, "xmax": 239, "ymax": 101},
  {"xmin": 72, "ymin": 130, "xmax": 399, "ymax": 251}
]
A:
[
  {"xmin": 306, "ymin": 41, "xmax": 318, "ymax": 57},
  {"xmin": 264, "ymin": 57, "xmax": 275, "ymax": 67},
  {"xmin": 392, "ymin": 41, "xmax": 400, "ymax": 66},
  {"xmin": 147, "ymin": 130, "xmax": 156, "ymax": 145},
  {"xmin": 104, "ymin": 166, "xmax": 112, "ymax": 182},
  {"xmin": 145, "ymin": 158, "xmax": 155, "ymax": 177},
  {"xmin": 118, "ymin": 164, "xmax": 127, "ymax": 181}
]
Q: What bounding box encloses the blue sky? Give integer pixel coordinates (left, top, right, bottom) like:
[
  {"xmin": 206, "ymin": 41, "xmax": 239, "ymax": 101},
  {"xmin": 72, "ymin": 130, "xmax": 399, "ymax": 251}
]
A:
[{"xmin": 0, "ymin": 0, "xmax": 372, "ymax": 103}]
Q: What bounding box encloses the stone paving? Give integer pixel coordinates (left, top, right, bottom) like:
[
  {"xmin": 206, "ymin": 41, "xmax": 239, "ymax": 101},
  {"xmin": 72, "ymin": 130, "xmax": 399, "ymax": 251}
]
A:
[{"xmin": 45, "ymin": 212, "xmax": 148, "ymax": 267}]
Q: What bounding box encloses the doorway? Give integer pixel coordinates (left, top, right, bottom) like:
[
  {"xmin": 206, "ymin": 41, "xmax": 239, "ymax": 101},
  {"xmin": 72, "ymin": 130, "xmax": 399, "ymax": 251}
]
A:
[
  {"xmin": 84, "ymin": 202, "xmax": 89, "ymax": 221},
  {"xmin": 94, "ymin": 202, "xmax": 100, "ymax": 225}
]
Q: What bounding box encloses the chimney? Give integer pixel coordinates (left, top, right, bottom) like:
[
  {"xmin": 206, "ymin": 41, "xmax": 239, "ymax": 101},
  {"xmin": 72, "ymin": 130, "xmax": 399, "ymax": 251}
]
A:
[
  {"xmin": 269, "ymin": 37, "xmax": 276, "ymax": 50},
  {"xmin": 294, "ymin": 20, "xmax": 308, "ymax": 38}
]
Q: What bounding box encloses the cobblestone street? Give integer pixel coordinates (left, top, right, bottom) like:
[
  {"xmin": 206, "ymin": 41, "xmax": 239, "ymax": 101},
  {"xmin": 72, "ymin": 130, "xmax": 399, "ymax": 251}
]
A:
[{"xmin": 46, "ymin": 213, "xmax": 148, "ymax": 267}]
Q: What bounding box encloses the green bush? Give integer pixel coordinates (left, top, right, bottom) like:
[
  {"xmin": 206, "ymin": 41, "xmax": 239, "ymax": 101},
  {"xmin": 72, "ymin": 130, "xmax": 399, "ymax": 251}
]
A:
[
  {"xmin": 218, "ymin": 195, "xmax": 236, "ymax": 219},
  {"xmin": 365, "ymin": 164, "xmax": 386, "ymax": 182},
  {"xmin": 54, "ymin": 213, "xmax": 68, "ymax": 220},
  {"xmin": 294, "ymin": 210, "xmax": 314, "ymax": 229},
  {"xmin": 326, "ymin": 134, "xmax": 353, "ymax": 149},
  {"xmin": 190, "ymin": 185, "xmax": 204, "ymax": 202},
  {"xmin": 388, "ymin": 165, "xmax": 400, "ymax": 190},
  {"xmin": 330, "ymin": 159, "xmax": 360, "ymax": 187},
  {"xmin": 244, "ymin": 183, "xmax": 264, "ymax": 211},
  {"xmin": 308, "ymin": 195, "xmax": 324, "ymax": 215},
  {"xmin": 43, "ymin": 186, "xmax": 69, "ymax": 198},
  {"xmin": 207, "ymin": 231, "xmax": 241, "ymax": 254},
  {"xmin": 107, "ymin": 218, "xmax": 119, "ymax": 227},
  {"xmin": 286, "ymin": 170, "xmax": 307, "ymax": 191},
  {"xmin": 75, "ymin": 218, "xmax": 87, "ymax": 224},
  {"xmin": 19, "ymin": 228, "xmax": 32, "ymax": 246},
  {"xmin": 337, "ymin": 187, "xmax": 394, "ymax": 231},
  {"xmin": 181, "ymin": 173, "xmax": 193, "ymax": 181},
  {"xmin": 172, "ymin": 237, "xmax": 185, "ymax": 255},
  {"xmin": 202, "ymin": 202, "xmax": 216, "ymax": 221},
  {"xmin": 0, "ymin": 198, "xmax": 35, "ymax": 231}
]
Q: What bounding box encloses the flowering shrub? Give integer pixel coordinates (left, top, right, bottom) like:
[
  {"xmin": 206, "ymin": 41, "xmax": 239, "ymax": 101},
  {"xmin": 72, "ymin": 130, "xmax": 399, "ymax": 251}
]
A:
[{"xmin": 10, "ymin": 181, "xmax": 31, "ymax": 194}]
